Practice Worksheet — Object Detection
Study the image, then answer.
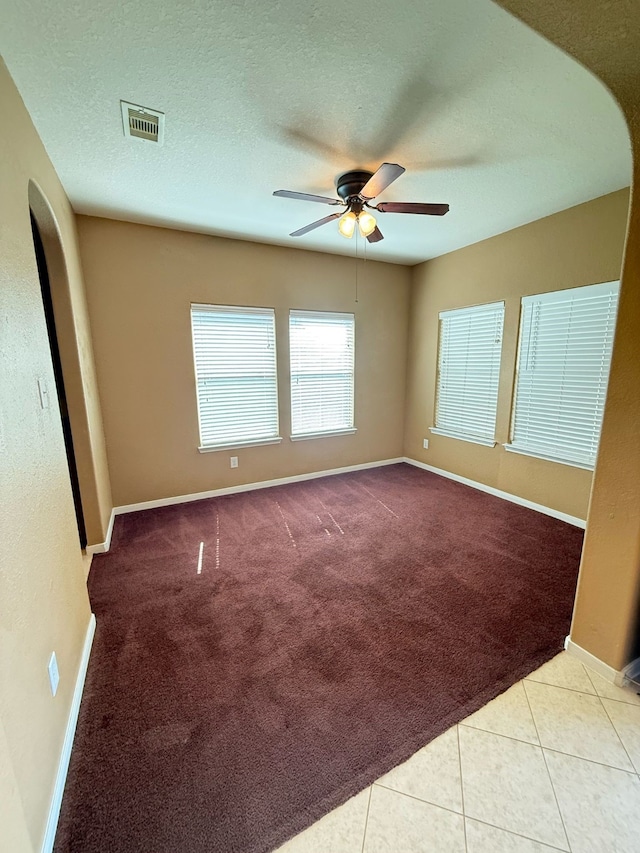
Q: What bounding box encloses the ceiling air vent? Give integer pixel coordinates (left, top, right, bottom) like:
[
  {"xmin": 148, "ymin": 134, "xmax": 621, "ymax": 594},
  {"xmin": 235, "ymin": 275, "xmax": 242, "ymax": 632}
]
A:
[{"xmin": 120, "ymin": 101, "xmax": 165, "ymax": 145}]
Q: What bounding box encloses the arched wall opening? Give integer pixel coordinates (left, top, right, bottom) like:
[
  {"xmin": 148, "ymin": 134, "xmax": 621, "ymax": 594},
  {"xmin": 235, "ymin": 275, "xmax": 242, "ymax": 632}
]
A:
[
  {"xmin": 30, "ymin": 209, "xmax": 87, "ymax": 548},
  {"xmin": 491, "ymin": 0, "xmax": 640, "ymax": 674},
  {"xmin": 28, "ymin": 180, "xmax": 108, "ymax": 551}
]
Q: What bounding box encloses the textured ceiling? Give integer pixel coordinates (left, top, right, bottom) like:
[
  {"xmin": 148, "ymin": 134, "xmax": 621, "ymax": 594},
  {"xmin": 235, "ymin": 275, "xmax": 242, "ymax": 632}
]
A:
[{"xmin": 0, "ymin": 0, "xmax": 632, "ymax": 265}]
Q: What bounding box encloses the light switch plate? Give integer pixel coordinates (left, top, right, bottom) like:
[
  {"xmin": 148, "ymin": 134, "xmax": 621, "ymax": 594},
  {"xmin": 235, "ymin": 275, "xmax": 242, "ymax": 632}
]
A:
[
  {"xmin": 48, "ymin": 652, "xmax": 59, "ymax": 697},
  {"xmin": 38, "ymin": 377, "xmax": 50, "ymax": 409},
  {"xmin": 423, "ymin": 439, "xmax": 429, "ymax": 450}
]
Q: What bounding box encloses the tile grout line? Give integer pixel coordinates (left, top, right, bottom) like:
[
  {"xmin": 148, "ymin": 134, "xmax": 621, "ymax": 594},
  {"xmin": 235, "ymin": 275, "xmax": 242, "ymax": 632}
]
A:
[
  {"xmin": 465, "ymin": 815, "xmax": 571, "ymax": 853},
  {"xmin": 522, "ymin": 679, "xmax": 573, "ymax": 852},
  {"xmin": 541, "ymin": 745, "xmax": 639, "ymax": 775},
  {"xmin": 582, "ymin": 662, "xmax": 640, "ymax": 708},
  {"xmin": 374, "ymin": 777, "xmax": 571, "ymax": 853},
  {"xmin": 581, "ymin": 661, "xmax": 602, "ymax": 697},
  {"xmin": 373, "ymin": 782, "xmax": 464, "ymax": 818},
  {"xmin": 525, "ymin": 661, "xmax": 638, "ymax": 773},
  {"xmin": 596, "ymin": 694, "xmax": 640, "ymax": 707},
  {"xmin": 525, "ymin": 675, "xmax": 598, "ymax": 698},
  {"xmin": 459, "ymin": 721, "xmax": 540, "ymax": 748},
  {"xmin": 460, "ymin": 715, "xmax": 640, "ymax": 775},
  {"xmin": 456, "ymin": 725, "xmax": 468, "ymax": 853},
  {"xmin": 360, "ymin": 786, "xmax": 372, "ymax": 853},
  {"xmin": 524, "ymin": 674, "xmax": 637, "ymax": 772},
  {"xmin": 597, "ymin": 694, "xmax": 639, "ymax": 774}
]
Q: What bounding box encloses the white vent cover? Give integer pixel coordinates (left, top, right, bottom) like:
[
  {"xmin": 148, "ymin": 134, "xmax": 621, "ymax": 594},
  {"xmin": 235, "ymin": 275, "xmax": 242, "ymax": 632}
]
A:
[{"xmin": 120, "ymin": 101, "xmax": 164, "ymax": 145}]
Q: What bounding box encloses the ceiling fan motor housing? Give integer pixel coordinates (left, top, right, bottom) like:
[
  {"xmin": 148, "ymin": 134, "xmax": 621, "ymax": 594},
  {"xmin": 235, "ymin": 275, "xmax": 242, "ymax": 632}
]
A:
[{"xmin": 336, "ymin": 170, "xmax": 373, "ymax": 202}]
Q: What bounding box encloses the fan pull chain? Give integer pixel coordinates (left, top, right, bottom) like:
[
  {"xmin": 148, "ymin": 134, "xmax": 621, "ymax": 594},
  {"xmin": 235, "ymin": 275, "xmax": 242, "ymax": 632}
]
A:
[{"xmin": 355, "ymin": 230, "xmax": 359, "ymax": 303}]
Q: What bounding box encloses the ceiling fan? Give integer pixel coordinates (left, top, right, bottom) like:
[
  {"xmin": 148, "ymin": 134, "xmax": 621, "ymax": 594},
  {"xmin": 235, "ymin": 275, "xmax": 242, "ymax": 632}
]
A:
[{"xmin": 273, "ymin": 162, "xmax": 449, "ymax": 243}]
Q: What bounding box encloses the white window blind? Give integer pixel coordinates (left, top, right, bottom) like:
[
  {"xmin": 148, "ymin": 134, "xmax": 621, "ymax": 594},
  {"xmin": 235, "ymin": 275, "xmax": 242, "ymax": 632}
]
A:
[
  {"xmin": 191, "ymin": 304, "xmax": 280, "ymax": 450},
  {"xmin": 432, "ymin": 301, "xmax": 505, "ymax": 446},
  {"xmin": 289, "ymin": 310, "xmax": 355, "ymax": 438},
  {"xmin": 506, "ymin": 281, "xmax": 619, "ymax": 469}
]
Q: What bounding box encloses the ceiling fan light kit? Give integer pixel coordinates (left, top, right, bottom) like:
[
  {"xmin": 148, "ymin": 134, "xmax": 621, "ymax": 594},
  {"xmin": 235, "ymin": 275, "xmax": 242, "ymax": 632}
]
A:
[
  {"xmin": 357, "ymin": 211, "xmax": 377, "ymax": 237},
  {"xmin": 274, "ymin": 162, "xmax": 450, "ymax": 244},
  {"xmin": 338, "ymin": 211, "xmax": 357, "ymax": 238}
]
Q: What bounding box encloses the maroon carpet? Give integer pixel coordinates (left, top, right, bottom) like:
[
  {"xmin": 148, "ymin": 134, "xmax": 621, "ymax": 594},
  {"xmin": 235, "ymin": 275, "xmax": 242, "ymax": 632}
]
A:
[{"xmin": 54, "ymin": 464, "xmax": 583, "ymax": 853}]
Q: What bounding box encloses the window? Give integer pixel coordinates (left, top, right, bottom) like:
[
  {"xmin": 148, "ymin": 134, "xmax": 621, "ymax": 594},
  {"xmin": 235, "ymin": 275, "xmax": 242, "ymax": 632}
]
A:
[
  {"xmin": 431, "ymin": 301, "xmax": 505, "ymax": 446},
  {"xmin": 506, "ymin": 281, "xmax": 619, "ymax": 469},
  {"xmin": 289, "ymin": 310, "xmax": 355, "ymax": 439},
  {"xmin": 191, "ymin": 304, "xmax": 280, "ymax": 451}
]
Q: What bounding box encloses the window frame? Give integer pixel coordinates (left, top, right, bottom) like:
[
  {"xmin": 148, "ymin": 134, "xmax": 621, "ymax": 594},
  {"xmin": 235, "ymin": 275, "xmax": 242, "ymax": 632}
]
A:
[
  {"xmin": 288, "ymin": 309, "xmax": 356, "ymax": 441},
  {"xmin": 430, "ymin": 300, "xmax": 505, "ymax": 447},
  {"xmin": 504, "ymin": 280, "xmax": 620, "ymax": 470},
  {"xmin": 190, "ymin": 303, "xmax": 282, "ymax": 453}
]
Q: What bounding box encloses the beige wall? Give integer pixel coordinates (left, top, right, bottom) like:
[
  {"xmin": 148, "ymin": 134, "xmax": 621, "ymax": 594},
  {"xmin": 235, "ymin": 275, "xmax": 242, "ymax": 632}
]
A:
[
  {"xmin": 0, "ymin": 59, "xmax": 108, "ymax": 852},
  {"xmin": 404, "ymin": 189, "xmax": 629, "ymax": 521},
  {"xmin": 77, "ymin": 216, "xmax": 411, "ymax": 507},
  {"xmin": 0, "ymin": 7, "xmax": 637, "ymax": 852},
  {"xmin": 492, "ymin": 0, "xmax": 640, "ymax": 673},
  {"xmin": 29, "ymin": 183, "xmax": 113, "ymax": 547}
]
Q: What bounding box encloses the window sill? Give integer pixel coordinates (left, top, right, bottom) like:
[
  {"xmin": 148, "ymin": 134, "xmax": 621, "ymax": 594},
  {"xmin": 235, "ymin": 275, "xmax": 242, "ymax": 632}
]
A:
[
  {"xmin": 503, "ymin": 443, "xmax": 594, "ymax": 471},
  {"xmin": 198, "ymin": 437, "xmax": 283, "ymax": 453},
  {"xmin": 290, "ymin": 428, "xmax": 357, "ymax": 442},
  {"xmin": 429, "ymin": 427, "xmax": 496, "ymax": 448}
]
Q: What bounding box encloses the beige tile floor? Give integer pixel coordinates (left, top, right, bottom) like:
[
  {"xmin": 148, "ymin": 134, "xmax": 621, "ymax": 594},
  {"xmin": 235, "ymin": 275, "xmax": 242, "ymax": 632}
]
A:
[{"xmin": 275, "ymin": 652, "xmax": 640, "ymax": 853}]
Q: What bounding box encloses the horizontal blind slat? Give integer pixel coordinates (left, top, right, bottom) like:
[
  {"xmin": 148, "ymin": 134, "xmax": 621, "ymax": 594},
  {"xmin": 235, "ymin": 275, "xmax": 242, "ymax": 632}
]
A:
[
  {"xmin": 510, "ymin": 281, "xmax": 619, "ymax": 468},
  {"xmin": 290, "ymin": 310, "xmax": 355, "ymax": 436},
  {"xmin": 435, "ymin": 301, "xmax": 504, "ymax": 441},
  {"xmin": 191, "ymin": 305, "xmax": 279, "ymax": 447}
]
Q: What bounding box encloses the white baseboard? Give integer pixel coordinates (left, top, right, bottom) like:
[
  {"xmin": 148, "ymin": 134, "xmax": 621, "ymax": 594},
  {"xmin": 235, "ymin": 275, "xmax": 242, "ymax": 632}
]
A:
[
  {"xmin": 113, "ymin": 457, "xmax": 405, "ymax": 515},
  {"xmin": 109, "ymin": 454, "xmax": 585, "ymax": 530},
  {"xmin": 85, "ymin": 508, "xmax": 115, "ymax": 555},
  {"xmin": 41, "ymin": 613, "xmax": 96, "ymax": 853},
  {"xmin": 564, "ymin": 635, "xmax": 622, "ymax": 685},
  {"xmin": 403, "ymin": 457, "xmax": 586, "ymax": 529}
]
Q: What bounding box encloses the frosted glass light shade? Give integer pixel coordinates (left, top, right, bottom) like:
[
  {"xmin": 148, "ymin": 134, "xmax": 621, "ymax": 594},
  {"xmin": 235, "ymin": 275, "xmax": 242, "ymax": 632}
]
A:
[
  {"xmin": 338, "ymin": 211, "xmax": 357, "ymax": 238},
  {"xmin": 358, "ymin": 211, "xmax": 377, "ymax": 237}
]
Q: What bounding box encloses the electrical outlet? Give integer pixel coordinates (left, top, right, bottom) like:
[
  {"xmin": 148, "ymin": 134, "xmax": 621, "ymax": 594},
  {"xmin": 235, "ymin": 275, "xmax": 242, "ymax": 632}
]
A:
[
  {"xmin": 230, "ymin": 456, "xmax": 238, "ymax": 469},
  {"xmin": 423, "ymin": 439, "xmax": 429, "ymax": 450},
  {"xmin": 48, "ymin": 652, "xmax": 59, "ymax": 697}
]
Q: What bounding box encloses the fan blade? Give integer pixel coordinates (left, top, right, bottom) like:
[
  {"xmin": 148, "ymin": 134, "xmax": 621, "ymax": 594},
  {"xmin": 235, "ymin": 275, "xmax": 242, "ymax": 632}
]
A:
[
  {"xmin": 290, "ymin": 212, "xmax": 341, "ymax": 237},
  {"xmin": 274, "ymin": 190, "xmax": 342, "ymax": 205},
  {"xmin": 366, "ymin": 226, "xmax": 384, "ymax": 243},
  {"xmin": 376, "ymin": 202, "xmax": 449, "ymax": 216},
  {"xmin": 359, "ymin": 163, "xmax": 406, "ymax": 199}
]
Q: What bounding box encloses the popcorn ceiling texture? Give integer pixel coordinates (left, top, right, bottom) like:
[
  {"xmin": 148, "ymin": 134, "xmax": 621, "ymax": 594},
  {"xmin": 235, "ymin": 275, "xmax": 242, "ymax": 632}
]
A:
[{"xmin": 0, "ymin": 0, "xmax": 631, "ymax": 264}]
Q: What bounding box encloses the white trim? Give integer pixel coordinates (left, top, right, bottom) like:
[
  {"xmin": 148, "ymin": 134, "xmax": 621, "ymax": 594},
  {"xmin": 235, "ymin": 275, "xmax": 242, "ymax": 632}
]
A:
[
  {"xmin": 564, "ymin": 635, "xmax": 623, "ymax": 685},
  {"xmin": 429, "ymin": 428, "xmax": 496, "ymax": 448},
  {"xmin": 290, "ymin": 428, "xmax": 357, "ymax": 442},
  {"xmin": 198, "ymin": 437, "xmax": 283, "ymax": 453},
  {"xmin": 439, "ymin": 300, "xmax": 505, "ymax": 320},
  {"xmin": 41, "ymin": 613, "xmax": 96, "ymax": 853},
  {"xmin": 113, "ymin": 458, "xmax": 405, "ymax": 515},
  {"xmin": 403, "ymin": 457, "xmax": 586, "ymax": 528},
  {"xmin": 504, "ymin": 443, "xmax": 594, "ymax": 471},
  {"xmin": 85, "ymin": 508, "xmax": 115, "ymax": 555}
]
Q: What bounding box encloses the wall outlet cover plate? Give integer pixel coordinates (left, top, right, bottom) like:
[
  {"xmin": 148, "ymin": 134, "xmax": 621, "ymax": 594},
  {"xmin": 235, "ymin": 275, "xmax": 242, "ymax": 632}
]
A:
[{"xmin": 48, "ymin": 651, "xmax": 59, "ymax": 697}]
